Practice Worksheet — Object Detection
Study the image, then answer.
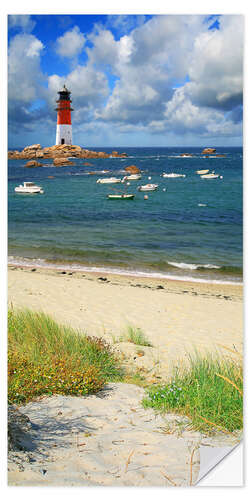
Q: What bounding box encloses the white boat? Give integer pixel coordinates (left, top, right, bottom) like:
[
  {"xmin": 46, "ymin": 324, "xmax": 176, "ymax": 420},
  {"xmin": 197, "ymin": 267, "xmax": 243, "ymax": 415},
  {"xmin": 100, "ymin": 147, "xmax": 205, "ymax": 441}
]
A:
[
  {"xmin": 196, "ymin": 169, "xmax": 209, "ymax": 175},
  {"xmin": 200, "ymin": 173, "xmax": 220, "ymax": 179},
  {"xmin": 122, "ymin": 174, "xmax": 141, "ymax": 181},
  {"xmin": 138, "ymin": 183, "xmax": 158, "ymax": 192},
  {"xmin": 96, "ymin": 177, "xmax": 122, "ymax": 184},
  {"xmin": 162, "ymin": 173, "xmax": 186, "ymax": 178},
  {"xmin": 14, "ymin": 182, "xmax": 44, "ymax": 194},
  {"xmin": 107, "ymin": 193, "xmax": 135, "ymax": 200},
  {"xmin": 86, "ymin": 170, "xmax": 110, "ymax": 175}
]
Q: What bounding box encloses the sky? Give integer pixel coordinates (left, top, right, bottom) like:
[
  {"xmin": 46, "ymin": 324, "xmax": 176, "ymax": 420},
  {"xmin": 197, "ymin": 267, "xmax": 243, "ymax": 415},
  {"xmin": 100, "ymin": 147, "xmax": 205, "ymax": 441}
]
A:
[{"xmin": 7, "ymin": 14, "xmax": 243, "ymax": 148}]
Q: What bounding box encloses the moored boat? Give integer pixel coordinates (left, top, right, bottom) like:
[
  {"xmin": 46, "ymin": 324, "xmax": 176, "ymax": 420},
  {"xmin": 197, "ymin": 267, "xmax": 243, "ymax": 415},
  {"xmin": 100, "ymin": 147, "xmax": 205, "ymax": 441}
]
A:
[
  {"xmin": 97, "ymin": 177, "xmax": 122, "ymax": 184},
  {"xmin": 196, "ymin": 169, "xmax": 209, "ymax": 175},
  {"xmin": 107, "ymin": 193, "xmax": 135, "ymax": 200},
  {"xmin": 14, "ymin": 182, "xmax": 44, "ymax": 194},
  {"xmin": 122, "ymin": 174, "xmax": 141, "ymax": 181},
  {"xmin": 162, "ymin": 173, "xmax": 186, "ymax": 178},
  {"xmin": 137, "ymin": 183, "xmax": 158, "ymax": 192},
  {"xmin": 200, "ymin": 173, "xmax": 220, "ymax": 179},
  {"xmin": 86, "ymin": 170, "xmax": 110, "ymax": 175}
]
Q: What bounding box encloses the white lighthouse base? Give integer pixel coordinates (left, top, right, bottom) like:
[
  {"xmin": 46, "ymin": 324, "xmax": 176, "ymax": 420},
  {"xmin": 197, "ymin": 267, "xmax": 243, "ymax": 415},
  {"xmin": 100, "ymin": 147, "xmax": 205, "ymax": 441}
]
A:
[{"xmin": 56, "ymin": 124, "xmax": 72, "ymax": 146}]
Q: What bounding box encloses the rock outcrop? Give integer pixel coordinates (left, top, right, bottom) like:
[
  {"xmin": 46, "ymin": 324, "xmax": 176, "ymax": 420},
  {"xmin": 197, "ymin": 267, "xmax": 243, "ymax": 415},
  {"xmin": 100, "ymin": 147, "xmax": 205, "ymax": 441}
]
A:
[
  {"xmin": 124, "ymin": 165, "xmax": 140, "ymax": 174},
  {"xmin": 25, "ymin": 160, "xmax": 43, "ymax": 168},
  {"xmin": 201, "ymin": 148, "xmax": 216, "ymax": 155},
  {"xmin": 53, "ymin": 157, "xmax": 74, "ymax": 167},
  {"xmin": 8, "ymin": 144, "xmax": 128, "ymax": 161},
  {"xmin": 23, "ymin": 144, "xmax": 42, "ymax": 152}
]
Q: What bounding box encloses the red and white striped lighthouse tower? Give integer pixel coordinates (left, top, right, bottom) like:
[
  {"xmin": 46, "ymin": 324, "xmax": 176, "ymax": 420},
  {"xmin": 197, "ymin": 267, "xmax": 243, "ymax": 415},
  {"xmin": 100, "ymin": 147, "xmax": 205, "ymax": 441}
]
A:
[{"xmin": 55, "ymin": 84, "xmax": 74, "ymax": 145}]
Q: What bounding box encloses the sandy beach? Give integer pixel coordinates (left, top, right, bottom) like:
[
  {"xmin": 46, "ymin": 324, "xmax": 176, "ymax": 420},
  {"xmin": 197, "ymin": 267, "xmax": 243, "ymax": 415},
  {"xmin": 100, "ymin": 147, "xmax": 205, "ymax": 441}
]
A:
[
  {"xmin": 8, "ymin": 265, "xmax": 243, "ymax": 378},
  {"xmin": 8, "ymin": 380, "xmax": 241, "ymax": 487},
  {"xmin": 8, "ymin": 266, "xmax": 243, "ymax": 486},
  {"xmin": 8, "ymin": 383, "xmax": 203, "ymax": 487}
]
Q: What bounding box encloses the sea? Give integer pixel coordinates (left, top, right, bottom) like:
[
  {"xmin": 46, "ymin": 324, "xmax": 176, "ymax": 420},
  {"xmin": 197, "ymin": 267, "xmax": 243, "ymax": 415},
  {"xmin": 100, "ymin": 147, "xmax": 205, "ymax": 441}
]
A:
[{"xmin": 8, "ymin": 147, "xmax": 243, "ymax": 285}]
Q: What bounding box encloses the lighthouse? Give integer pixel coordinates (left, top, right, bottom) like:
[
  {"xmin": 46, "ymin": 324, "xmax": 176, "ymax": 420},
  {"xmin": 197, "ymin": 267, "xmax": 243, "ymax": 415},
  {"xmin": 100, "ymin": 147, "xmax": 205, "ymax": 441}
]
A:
[{"xmin": 55, "ymin": 84, "xmax": 73, "ymax": 145}]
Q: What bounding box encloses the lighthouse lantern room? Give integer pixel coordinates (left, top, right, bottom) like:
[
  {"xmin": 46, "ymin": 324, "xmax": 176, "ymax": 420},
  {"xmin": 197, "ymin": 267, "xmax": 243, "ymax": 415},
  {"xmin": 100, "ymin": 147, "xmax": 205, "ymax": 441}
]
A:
[{"xmin": 55, "ymin": 84, "xmax": 73, "ymax": 145}]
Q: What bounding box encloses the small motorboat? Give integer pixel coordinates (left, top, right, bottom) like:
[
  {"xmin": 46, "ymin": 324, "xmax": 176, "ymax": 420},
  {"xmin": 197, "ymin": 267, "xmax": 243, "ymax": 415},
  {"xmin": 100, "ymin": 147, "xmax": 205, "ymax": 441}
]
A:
[
  {"xmin": 96, "ymin": 177, "xmax": 122, "ymax": 184},
  {"xmin": 162, "ymin": 173, "xmax": 186, "ymax": 178},
  {"xmin": 86, "ymin": 170, "xmax": 110, "ymax": 175},
  {"xmin": 200, "ymin": 174, "xmax": 218, "ymax": 179},
  {"xmin": 14, "ymin": 182, "xmax": 44, "ymax": 194},
  {"xmin": 196, "ymin": 169, "xmax": 209, "ymax": 175},
  {"xmin": 138, "ymin": 183, "xmax": 158, "ymax": 192},
  {"xmin": 122, "ymin": 174, "xmax": 141, "ymax": 181},
  {"xmin": 200, "ymin": 173, "xmax": 220, "ymax": 179},
  {"xmin": 107, "ymin": 193, "xmax": 135, "ymax": 200}
]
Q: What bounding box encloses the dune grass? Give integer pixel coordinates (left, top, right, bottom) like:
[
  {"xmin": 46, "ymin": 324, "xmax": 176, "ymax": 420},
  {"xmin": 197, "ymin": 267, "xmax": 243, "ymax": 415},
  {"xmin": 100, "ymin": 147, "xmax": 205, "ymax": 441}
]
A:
[
  {"xmin": 8, "ymin": 309, "xmax": 243, "ymax": 436},
  {"xmin": 142, "ymin": 352, "xmax": 243, "ymax": 434},
  {"xmin": 116, "ymin": 326, "xmax": 153, "ymax": 347},
  {"xmin": 8, "ymin": 309, "xmax": 124, "ymax": 405}
]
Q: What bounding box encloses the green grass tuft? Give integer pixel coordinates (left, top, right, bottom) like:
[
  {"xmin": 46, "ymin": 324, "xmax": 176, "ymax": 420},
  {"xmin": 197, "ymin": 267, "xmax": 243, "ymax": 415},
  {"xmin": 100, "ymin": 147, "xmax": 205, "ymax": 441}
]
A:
[
  {"xmin": 119, "ymin": 326, "xmax": 153, "ymax": 347},
  {"xmin": 142, "ymin": 353, "xmax": 243, "ymax": 434},
  {"xmin": 8, "ymin": 309, "xmax": 124, "ymax": 405}
]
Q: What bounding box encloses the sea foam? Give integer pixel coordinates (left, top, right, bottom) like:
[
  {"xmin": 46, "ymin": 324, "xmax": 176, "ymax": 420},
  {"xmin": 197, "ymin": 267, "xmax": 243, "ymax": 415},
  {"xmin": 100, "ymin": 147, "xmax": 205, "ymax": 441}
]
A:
[{"xmin": 168, "ymin": 261, "xmax": 221, "ymax": 270}]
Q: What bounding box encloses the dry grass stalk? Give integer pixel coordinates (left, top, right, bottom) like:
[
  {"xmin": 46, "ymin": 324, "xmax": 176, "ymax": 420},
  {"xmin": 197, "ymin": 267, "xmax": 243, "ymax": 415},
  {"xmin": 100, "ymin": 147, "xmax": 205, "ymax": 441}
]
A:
[
  {"xmin": 197, "ymin": 415, "xmax": 229, "ymax": 434},
  {"xmin": 215, "ymin": 373, "xmax": 243, "ymax": 396},
  {"xmin": 161, "ymin": 471, "xmax": 177, "ymax": 486},
  {"xmin": 216, "ymin": 343, "xmax": 243, "ymax": 358},
  {"xmin": 125, "ymin": 449, "xmax": 135, "ymax": 473},
  {"xmin": 189, "ymin": 447, "xmax": 196, "ymax": 486},
  {"xmin": 236, "ymin": 371, "xmax": 243, "ymax": 383}
]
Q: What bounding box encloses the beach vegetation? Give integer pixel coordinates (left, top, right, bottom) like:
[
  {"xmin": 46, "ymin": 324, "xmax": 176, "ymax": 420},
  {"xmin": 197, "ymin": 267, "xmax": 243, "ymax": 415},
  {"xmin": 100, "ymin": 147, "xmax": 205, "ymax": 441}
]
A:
[
  {"xmin": 142, "ymin": 352, "xmax": 243, "ymax": 434},
  {"xmin": 123, "ymin": 371, "xmax": 148, "ymax": 387},
  {"xmin": 8, "ymin": 309, "xmax": 124, "ymax": 405},
  {"xmin": 118, "ymin": 326, "xmax": 153, "ymax": 347}
]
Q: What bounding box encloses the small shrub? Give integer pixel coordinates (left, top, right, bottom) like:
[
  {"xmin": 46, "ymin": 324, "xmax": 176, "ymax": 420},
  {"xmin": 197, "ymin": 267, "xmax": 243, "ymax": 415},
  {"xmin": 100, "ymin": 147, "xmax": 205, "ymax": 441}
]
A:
[
  {"xmin": 8, "ymin": 352, "xmax": 104, "ymax": 405},
  {"xmin": 8, "ymin": 309, "xmax": 124, "ymax": 405}
]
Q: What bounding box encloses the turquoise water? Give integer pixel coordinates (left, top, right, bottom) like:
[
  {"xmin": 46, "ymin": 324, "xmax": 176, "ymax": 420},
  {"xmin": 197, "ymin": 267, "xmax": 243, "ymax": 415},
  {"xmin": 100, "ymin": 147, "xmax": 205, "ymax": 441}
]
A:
[{"xmin": 8, "ymin": 147, "xmax": 243, "ymax": 283}]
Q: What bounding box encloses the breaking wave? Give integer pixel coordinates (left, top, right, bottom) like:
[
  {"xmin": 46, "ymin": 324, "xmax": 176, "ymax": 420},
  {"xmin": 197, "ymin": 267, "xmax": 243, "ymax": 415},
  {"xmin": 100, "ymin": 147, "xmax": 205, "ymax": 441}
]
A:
[{"xmin": 167, "ymin": 261, "xmax": 221, "ymax": 270}]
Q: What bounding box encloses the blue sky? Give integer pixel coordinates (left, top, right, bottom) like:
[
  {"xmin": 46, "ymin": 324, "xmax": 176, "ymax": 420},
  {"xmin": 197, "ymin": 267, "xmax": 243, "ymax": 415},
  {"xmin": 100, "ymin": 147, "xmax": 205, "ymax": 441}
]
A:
[{"xmin": 8, "ymin": 14, "xmax": 243, "ymax": 148}]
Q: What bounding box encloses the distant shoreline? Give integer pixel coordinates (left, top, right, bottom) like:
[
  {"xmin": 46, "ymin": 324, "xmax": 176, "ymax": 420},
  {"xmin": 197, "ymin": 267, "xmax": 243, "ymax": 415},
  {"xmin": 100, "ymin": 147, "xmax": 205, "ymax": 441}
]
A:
[{"xmin": 9, "ymin": 145, "xmax": 243, "ymax": 151}]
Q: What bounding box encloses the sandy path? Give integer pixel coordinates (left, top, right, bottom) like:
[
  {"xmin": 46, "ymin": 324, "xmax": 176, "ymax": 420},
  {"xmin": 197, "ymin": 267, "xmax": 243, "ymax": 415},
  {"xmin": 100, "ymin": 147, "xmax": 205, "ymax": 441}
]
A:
[{"xmin": 8, "ymin": 383, "xmax": 203, "ymax": 486}]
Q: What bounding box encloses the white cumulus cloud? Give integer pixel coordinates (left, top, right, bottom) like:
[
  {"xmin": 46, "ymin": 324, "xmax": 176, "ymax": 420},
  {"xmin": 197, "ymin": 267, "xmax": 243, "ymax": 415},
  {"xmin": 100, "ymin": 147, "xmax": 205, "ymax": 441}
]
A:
[
  {"xmin": 8, "ymin": 33, "xmax": 44, "ymax": 103},
  {"xmin": 185, "ymin": 15, "xmax": 243, "ymax": 111},
  {"xmin": 8, "ymin": 15, "xmax": 36, "ymax": 33},
  {"xmin": 92, "ymin": 14, "xmax": 243, "ymax": 140},
  {"xmin": 55, "ymin": 26, "xmax": 85, "ymax": 58}
]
